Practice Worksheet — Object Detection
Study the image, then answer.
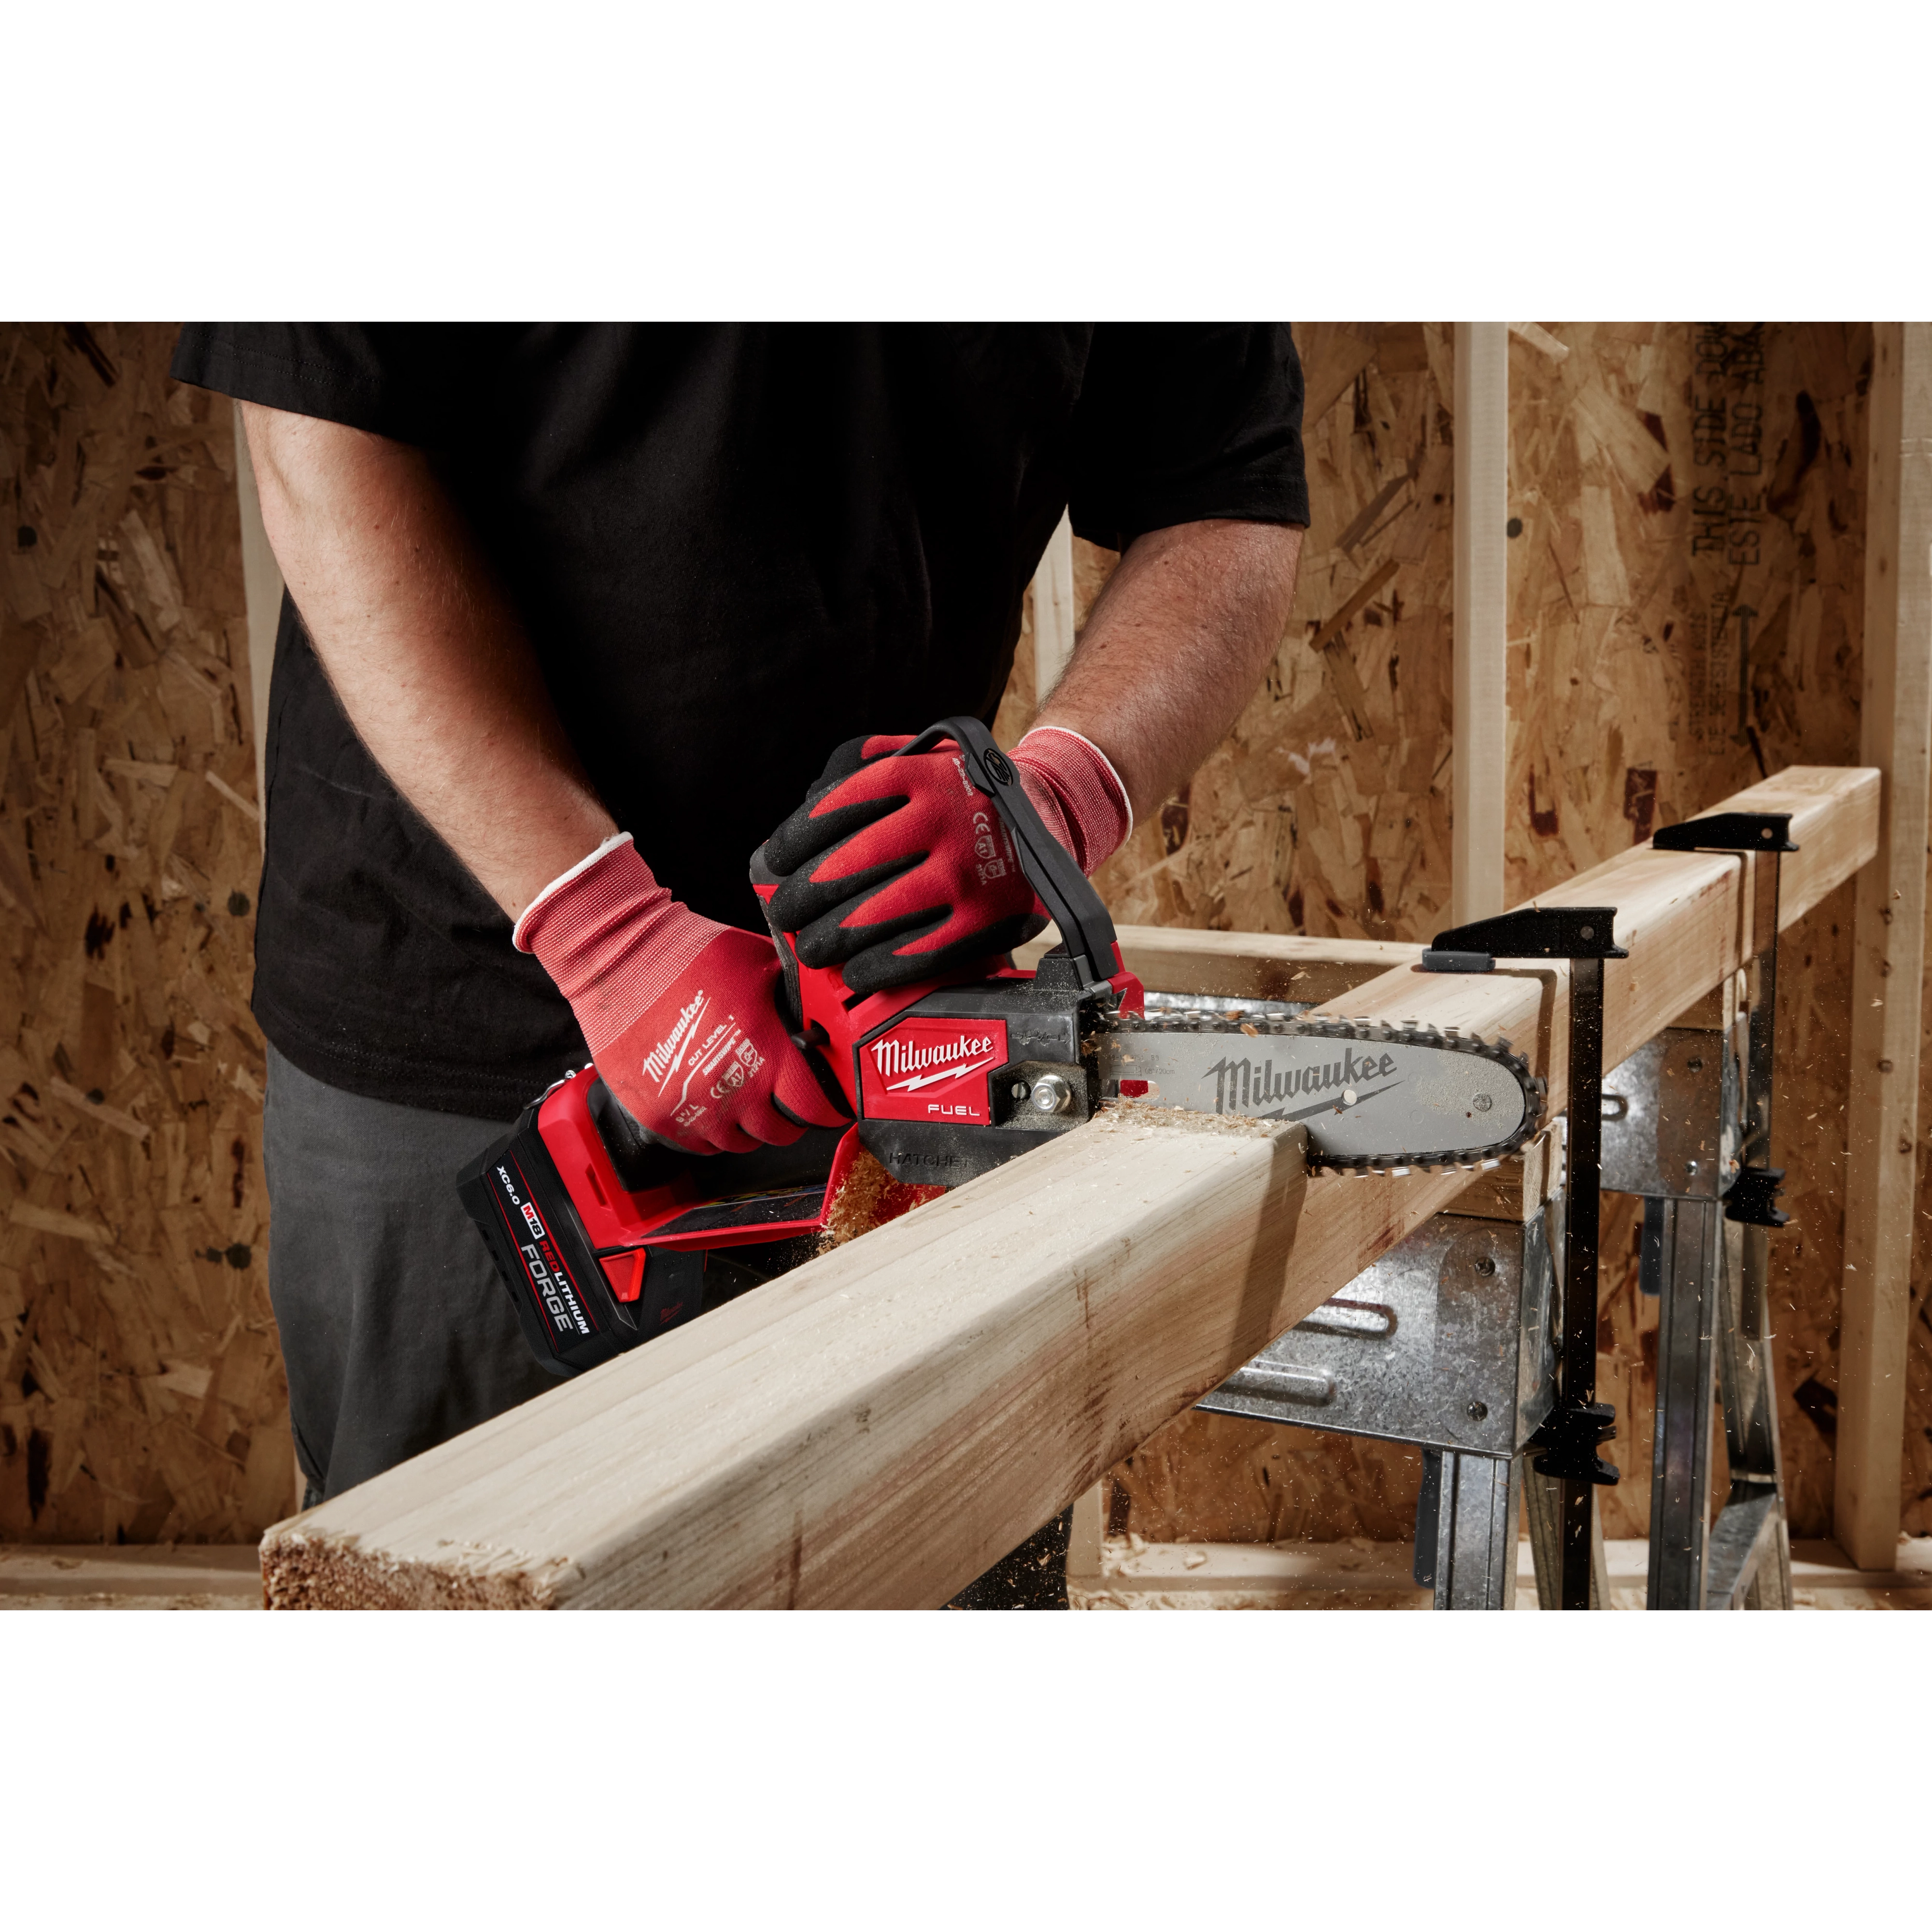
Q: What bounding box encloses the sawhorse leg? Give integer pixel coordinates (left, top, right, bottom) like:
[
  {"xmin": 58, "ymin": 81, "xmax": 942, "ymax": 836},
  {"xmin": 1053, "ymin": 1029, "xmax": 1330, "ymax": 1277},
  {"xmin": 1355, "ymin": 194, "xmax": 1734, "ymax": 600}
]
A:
[
  {"xmin": 1648, "ymin": 1195, "xmax": 1721, "ymax": 1608},
  {"xmin": 1707, "ymin": 1220, "xmax": 1794, "ymax": 1608},
  {"xmin": 1417, "ymin": 1449, "xmax": 1522, "ymax": 1609},
  {"xmin": 1645, "ymin": 1197, "xmax": 1795, "ymax": 1608}
]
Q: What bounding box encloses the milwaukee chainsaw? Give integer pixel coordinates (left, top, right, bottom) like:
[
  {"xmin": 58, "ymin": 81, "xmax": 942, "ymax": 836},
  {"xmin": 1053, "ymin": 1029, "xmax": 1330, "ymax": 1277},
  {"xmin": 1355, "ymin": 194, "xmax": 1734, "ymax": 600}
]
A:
[{"xmin": 459, "ymin": 716, "xmax": 1544, "ymax": 1376}]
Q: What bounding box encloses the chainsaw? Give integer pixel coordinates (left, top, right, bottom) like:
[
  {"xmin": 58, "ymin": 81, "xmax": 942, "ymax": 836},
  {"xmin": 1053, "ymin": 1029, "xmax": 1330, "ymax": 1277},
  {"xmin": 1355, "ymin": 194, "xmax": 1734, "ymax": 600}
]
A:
[{"xmin": 459, "ymin": 716, "xmax": 1545, "ymax": 1377}]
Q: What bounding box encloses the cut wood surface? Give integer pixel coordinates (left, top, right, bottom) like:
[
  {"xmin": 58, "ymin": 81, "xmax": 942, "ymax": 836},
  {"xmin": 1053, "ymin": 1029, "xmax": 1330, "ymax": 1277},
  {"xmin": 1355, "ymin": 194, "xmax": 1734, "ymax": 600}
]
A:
[{"xmin": 262, "ymin": 764, "xmax": 1877, "ymax": 1609}]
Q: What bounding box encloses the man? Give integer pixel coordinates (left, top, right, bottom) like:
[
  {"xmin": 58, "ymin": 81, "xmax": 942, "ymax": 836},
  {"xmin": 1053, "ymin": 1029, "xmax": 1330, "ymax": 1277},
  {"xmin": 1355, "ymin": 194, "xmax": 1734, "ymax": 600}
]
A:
[{"xmin": 172, "ymin": 325, "xmax": 1307, "ymax": 1514}]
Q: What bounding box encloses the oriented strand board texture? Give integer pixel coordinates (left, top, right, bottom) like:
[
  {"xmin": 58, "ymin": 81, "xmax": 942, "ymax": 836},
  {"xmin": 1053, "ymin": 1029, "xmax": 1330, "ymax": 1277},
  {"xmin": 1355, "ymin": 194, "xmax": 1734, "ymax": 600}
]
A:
[
  {"xmin": 0, "ymin": 324, "xmax": 285, "ymax": 1544},
  {"xmin": 1004, "ymin": 324, "xmax": 1884, "ymax": 1546}
]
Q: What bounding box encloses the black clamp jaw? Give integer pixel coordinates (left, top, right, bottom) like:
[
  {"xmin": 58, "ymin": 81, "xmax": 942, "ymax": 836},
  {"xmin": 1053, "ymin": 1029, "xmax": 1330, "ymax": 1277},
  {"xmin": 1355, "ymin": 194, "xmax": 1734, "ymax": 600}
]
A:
[
  {"xmin": 1529, "ymin": 1401, "xmax": 1620, "ymax": 1488},
  {"xmin": 1422, "ymin": 905, "xmax": 1628, "ymax": 974},
  {"xmin": 1651, "ymin": 811, "xmax": 1797, "ymax": 857},
  {"xmin": 1652, "ymin": 811, "xmax": 1797, "ymax": 1228},
  {"xmin": 1421, "ymin": 904, "xmax": 1628, "ymax": 1609}
]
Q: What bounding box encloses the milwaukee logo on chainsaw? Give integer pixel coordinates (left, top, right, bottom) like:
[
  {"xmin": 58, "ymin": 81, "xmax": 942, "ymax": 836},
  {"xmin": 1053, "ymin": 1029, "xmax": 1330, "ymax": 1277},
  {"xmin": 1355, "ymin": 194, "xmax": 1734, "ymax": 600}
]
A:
[
  {"xmin": 859, "ymin": 1016, "xmax": 1009, "ymax": 1123},
  {"xmin": 1207, "ymin": 1043, "xmax": 1400, "ymax": 1116}
]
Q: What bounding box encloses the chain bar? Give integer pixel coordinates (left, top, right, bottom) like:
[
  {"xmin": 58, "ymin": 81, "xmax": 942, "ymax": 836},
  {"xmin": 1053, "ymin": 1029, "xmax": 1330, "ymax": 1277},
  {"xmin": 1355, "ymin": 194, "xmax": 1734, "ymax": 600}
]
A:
[{"xmin": 1087, "ymin": 1010, "xmax": 1547, "ymax": 1175}]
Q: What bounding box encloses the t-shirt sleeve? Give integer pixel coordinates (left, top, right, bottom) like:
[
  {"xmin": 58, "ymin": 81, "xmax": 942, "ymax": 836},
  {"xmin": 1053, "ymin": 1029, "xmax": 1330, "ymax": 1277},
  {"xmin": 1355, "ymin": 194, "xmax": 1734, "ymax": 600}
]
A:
[
  {"xmin": 1065, "ymin": 323, "xmax": 1308, "ymax": 550},
  {"xmin": 170, "ymin": 324, "xmax": 488, "ymax": 447}
]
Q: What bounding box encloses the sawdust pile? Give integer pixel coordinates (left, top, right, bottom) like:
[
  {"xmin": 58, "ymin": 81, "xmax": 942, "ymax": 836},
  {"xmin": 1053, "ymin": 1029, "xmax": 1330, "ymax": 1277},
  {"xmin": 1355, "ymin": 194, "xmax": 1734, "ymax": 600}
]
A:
[
  {"xmin": 815, "ymin": 1146, "xmax": 946, "ymax": 1252},
  {"xmin": 1093, "ymin": 1098, "xmax": 1293, "ymax": 1140}
]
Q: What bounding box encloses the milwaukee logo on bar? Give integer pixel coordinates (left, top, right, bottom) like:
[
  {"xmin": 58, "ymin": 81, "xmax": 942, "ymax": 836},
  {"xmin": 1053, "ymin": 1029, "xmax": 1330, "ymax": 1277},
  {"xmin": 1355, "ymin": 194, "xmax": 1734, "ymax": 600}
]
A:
[{"xmin": 1206, "ymin": 1044, "xmax": 1398, "ymax": 1113}]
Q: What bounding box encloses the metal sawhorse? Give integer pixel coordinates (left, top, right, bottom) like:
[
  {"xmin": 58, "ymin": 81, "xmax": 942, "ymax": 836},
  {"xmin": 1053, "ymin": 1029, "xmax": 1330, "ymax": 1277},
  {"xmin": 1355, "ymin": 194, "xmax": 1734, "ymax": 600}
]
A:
[
  {"xmin": 1198, "ymin": 1140, "xmax": 1600, "ymax": 1610},
  {"xmin": 1201, "ymin": 813, "xmax": 1798, "ymax": 1609}
]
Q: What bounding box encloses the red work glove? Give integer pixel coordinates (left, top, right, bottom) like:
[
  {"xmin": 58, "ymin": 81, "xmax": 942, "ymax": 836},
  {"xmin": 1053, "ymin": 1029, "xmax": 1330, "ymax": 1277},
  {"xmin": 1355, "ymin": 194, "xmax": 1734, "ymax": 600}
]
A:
[
  {"xmin": 761, "ymin": 725, "xmax": 1132, "ymax": 996},
  {"xmin": 515, "ymin": 834, "xmax": 848, "ymax": 1155}
]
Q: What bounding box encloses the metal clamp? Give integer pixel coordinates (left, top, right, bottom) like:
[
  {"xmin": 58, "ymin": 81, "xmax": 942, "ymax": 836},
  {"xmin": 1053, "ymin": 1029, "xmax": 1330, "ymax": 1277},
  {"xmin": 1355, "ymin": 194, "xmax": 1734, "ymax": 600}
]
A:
[
  {"xmin": 1421, "ymin": 905, "xmax": 1629, "ymax": 1611},
  {"xmin": 1639, "ymin": 809, "xmax": 1799, "ymax": 1608},
  {"xmin": 1651, "ymin": 811, "xmax": 1795, "ymax": 1227}
]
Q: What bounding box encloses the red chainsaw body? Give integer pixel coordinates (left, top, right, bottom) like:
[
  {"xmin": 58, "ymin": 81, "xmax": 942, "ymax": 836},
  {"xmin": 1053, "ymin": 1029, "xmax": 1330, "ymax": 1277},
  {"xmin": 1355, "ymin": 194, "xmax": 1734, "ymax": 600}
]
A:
[
  {"xmin": 461, "ymin": 712, "xmax": 1141, "ymax": 1376},
  {"xmin": 535, "ymin": 1069, "xmax": 865, "ymax": 1263}
]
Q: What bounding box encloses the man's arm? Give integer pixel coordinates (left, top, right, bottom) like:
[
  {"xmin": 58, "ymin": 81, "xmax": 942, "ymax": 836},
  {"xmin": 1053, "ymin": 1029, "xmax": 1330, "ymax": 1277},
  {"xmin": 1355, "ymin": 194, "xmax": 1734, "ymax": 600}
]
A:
[
  {"xmin": 243, "ymin": 402, "xmax": 842, "ymax": 1151},
  {"xmin": 242, "ymin": 403, "xmax": 614, "ymax": 922},
  {"xmin": 1032, "ymin": 517, "xmax": 1304, "ymax": 824},
  {"xmin": 757, "ymin": 514, "xmax": 1304, "ymax": 995}
]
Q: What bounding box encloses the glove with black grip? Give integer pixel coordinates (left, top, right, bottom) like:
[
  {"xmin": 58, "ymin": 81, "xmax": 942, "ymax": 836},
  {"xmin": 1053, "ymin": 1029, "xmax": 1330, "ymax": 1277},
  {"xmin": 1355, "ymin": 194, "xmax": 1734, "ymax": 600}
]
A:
[{"xmin": 761, "ymin": 725, "xmax": 1131, "ymax": 996}]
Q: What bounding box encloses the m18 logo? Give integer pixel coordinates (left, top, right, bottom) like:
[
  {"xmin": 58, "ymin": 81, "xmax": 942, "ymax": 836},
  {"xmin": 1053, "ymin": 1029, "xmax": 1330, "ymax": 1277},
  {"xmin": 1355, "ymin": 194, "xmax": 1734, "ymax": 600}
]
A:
[
  {"xmin": 858, "ymin": 1016, "xmax": 1010, "ymax": 1123},
  {"xmin": 490, "ymin": 1160, "xmax": 594, "ymax": 1347}
]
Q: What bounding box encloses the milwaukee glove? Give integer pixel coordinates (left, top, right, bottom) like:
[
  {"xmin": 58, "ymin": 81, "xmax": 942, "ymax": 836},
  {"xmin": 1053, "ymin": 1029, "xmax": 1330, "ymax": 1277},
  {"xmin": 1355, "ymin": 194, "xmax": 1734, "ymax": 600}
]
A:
[
  {"xmin": 515, "ymin": 834, "xmax": 848, "ymax": 1155},
  {"xmin": 761, "ymin": 725, "xmax": 1132, "ymax": 997}
]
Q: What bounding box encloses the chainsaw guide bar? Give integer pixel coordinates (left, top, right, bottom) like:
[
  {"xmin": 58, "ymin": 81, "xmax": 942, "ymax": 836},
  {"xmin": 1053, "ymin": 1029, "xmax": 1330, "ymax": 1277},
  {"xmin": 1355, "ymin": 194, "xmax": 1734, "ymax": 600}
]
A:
[{"xmin": 1087, "ymin": 1009, "xmax": 1546, "ymax": 1175}]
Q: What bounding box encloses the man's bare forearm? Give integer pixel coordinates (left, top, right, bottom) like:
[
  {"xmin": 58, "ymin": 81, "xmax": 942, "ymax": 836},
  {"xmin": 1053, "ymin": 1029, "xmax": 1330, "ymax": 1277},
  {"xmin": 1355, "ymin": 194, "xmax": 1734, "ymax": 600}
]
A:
[
  {"xmin": 1034, "ymin": 518, "xmax": 1303, "ymax": 821},
  {"xmin": 242, "ymin": 403, "xmax": 615, "ymax": 921}
]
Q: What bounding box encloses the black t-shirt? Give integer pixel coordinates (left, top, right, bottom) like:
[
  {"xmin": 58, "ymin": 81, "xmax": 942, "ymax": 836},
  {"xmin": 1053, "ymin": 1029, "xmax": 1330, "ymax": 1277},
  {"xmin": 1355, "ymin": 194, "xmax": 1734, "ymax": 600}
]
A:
[{"xmin": 172, "ymin": 325, "xmax": 1308, "ymax": 1118}]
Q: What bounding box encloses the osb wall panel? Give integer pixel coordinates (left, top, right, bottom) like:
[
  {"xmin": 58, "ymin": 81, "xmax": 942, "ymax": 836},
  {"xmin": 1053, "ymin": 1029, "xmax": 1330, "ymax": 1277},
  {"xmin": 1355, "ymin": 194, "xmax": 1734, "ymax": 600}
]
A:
[
  {"xmin": 0, "ymin": 324, "xmax": 284, "ymax": 1544},
  {"xmin": 1504, "ymin": 323, "xmax": 1869, "ymax": 1541},
  {"xmin": 999, "ymin": 324, "xmax": 1882, "ymax": 1546}
]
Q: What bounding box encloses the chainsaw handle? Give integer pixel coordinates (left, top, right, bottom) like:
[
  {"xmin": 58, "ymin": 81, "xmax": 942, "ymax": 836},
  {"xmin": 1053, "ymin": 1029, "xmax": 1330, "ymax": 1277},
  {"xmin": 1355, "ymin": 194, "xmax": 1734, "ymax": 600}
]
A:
[{"xmin": 905, "ymin": 714, "xmax": 1123, "ymax": 987}]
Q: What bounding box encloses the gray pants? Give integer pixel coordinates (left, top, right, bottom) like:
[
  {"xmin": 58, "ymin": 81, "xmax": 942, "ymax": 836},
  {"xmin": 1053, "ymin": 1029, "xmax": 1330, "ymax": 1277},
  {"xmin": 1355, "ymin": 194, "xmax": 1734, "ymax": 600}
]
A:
[{"xmin": 262, "ymin": 1044, "xmax": 558, "ymax": 1503}]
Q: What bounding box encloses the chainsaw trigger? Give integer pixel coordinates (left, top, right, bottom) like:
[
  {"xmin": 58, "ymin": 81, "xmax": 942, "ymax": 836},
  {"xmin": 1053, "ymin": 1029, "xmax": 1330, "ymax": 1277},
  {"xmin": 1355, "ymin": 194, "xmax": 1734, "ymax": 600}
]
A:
[{"xmin": 601, "ymin": 1248, "xmax": 648, "ymax": 1304}]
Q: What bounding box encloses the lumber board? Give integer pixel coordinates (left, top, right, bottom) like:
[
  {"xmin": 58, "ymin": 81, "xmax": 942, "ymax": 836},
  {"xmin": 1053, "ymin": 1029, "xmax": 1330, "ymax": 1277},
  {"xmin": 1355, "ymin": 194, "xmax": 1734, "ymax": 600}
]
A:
[
  {"xmin": 266, "ymin": 1109, "xmax": 1311, "ymax": 1608},
  {"xmin": 232, "ymin": 400, "xmax": 283, "ymax": 850},
  {"xmin": 1031, "ymin": 509, "xmax": 1078, "ymax": 706},
  {"xmin": 1836, "ymin": 323, "xmax": 1932, "ymax": 1567},
  {"xmin": 261, "ymin": 764, "xmax": 1877, "ymax": 1609},
  {"xmin": 1016, "ymin": 923, "xmax": 1414, "ymax": 1003},
  {"xmin": 1307, "ymin": 766, "xmax": 1875, "ymax": 1119},
  {"xmin": 1452, "ymin": 322, "xmax": 1508, "ymax": 925}
]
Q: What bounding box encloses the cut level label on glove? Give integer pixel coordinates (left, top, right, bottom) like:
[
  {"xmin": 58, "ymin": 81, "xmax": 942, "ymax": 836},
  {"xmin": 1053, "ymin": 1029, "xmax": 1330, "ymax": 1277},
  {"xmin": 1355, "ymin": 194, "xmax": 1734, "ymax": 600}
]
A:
[{"xmin": 857, "ymin": 1015, "xmax": 1011, "ymax": 1123}]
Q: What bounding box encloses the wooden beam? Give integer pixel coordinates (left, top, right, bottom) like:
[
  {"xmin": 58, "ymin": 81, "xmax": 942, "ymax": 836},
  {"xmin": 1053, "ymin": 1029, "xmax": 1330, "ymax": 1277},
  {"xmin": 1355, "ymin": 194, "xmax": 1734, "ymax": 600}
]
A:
[
  {"xmin": 1223, "ymin": 772, "xmax": 1860, "ymax": 1183},
  {"xmin": 1032, "ymin": 509, "xmax": 1077, "ymax": 707},
  {"xmin": 261, "ymin": 765, "xmax": 1876, "ymax": 1609},
  {"xmin": 1017, "ymin": 923, "xmax": 1414, "ymax": 1005},
  {"xmin": 1452, "ymin": 322, "xmax": 1508, "ymax": 926},
  {"xmin": 229, "ymin": 400, "xmax": 284, "ymax": 850},
  {"xmin": 267, "ymin": 1109, "xmax": 1310, "ymax": 1608},
  {"xmin": 1835, "ymin": 323, "xmax": 1932, "ymax": 1569}
]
